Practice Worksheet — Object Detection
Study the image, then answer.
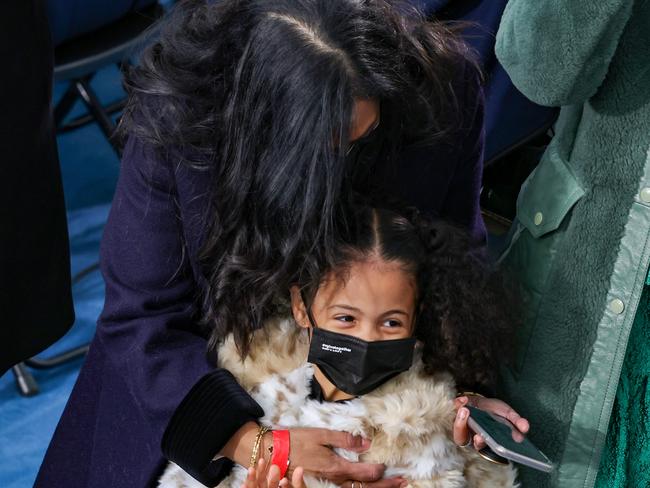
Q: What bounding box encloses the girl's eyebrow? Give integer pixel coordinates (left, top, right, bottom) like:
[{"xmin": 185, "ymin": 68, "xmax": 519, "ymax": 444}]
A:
[
  {"xmin": 328, "ymin": 304, "xmax": 361, "ymax": 312},
  {"xmin": 381, "ymin": 309, "xmax": 410, "ymax": 318},
  {"xmin": 328, "ymin": 304, "xmax": 410, "ymax": 319}
]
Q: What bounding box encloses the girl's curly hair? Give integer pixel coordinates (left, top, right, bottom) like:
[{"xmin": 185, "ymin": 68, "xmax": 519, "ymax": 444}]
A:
[{"xmin": 298, "ymin": 201, "xmax": 520, "ymax": 394}]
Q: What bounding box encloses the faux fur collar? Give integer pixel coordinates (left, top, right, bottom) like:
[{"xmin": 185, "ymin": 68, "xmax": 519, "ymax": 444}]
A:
[{"xmin": 159, "ymin": 318, "xmax": 518, "ymax": 488}]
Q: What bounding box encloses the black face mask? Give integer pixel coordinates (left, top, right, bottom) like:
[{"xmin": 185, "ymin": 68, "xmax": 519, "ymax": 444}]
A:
[{"xmin": 305, "ymin": 305, "xmax": 417, "ymax": 396}]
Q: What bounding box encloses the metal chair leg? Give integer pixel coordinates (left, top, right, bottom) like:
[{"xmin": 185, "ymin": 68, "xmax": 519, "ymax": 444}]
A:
[
  {"xmin": 54, "ymin": 81, "xmax": 81, "ymax": 127},
  {"xmin": 11, "ymin": 344, "xmax": 89, "ymax": 396},
  {"xmin": 54, "ymin": 71, "xmax": 128, "ymax": 141},
  {"xmin": 12, "ymin": 363, "xmax": 40, "ymax": 397},
  {"xmin": 10, "ymin": 262, "xmax": 99, "ymax": 395},
  {"xmin": 74, "ymin": 77, "xmax": 122, "ymax": 156},
  {"xmin": 24, "ymin": 345, "xmax": 90, "ymax": 369},
  {"xmin": 58, "ymin": 99, "xmax": 126, "ymax": 133}
]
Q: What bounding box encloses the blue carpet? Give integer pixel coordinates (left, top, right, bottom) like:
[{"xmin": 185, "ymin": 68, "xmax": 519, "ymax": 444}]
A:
[{"xmin": 0, "ymin": 65, "xmax": 122, "ymax": 488}]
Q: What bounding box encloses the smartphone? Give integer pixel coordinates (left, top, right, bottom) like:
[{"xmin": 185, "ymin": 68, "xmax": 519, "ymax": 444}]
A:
[{"xmin": 466, "ymin": 406, "xmax": 554, "ymax": 473}]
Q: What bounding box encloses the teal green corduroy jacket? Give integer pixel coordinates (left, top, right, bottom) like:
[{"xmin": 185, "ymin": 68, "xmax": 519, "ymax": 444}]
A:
[{"xmin": 495, "ymin": 1, "xmax": 650, "ymax": 487}]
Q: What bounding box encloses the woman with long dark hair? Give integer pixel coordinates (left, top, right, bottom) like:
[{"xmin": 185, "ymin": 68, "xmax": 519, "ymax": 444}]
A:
[{"xmin": 36, "ymin": 1, "xmax": 529, "ymax": 487}]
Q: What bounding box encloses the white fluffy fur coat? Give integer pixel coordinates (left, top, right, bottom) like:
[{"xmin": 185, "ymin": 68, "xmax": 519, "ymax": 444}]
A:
[{"xmin": 159, "ymin": 318, "xmax": 518, "ymax": 488}]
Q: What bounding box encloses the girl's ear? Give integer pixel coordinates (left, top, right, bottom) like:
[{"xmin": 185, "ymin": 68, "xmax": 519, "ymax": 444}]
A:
[{"xmin": 290, "ymin": 285, "xmax": 310, "ymax": 329}]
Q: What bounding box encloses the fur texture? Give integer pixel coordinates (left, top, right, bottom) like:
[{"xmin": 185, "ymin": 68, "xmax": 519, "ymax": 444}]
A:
[
  {"xmin": 159, "ymin": 318, "xmax": 517, "ymax": 488},
  {"xmin": 496, "ymin": 1, "xmax": 650, "ymax": 486}
]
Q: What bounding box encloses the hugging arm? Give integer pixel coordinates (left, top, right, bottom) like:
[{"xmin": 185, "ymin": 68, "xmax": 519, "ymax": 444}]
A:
[{"xmin": 97, "ymin": 136, "xmax": 263, "ymax": 485}]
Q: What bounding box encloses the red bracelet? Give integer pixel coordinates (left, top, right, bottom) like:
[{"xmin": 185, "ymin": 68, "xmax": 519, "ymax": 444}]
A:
[{"xmin": 271, "ymin": 429, "xmax": 291, "ymax": 478}]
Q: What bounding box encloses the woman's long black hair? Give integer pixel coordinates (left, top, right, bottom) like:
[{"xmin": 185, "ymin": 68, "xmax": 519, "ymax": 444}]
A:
[
  {"xmin": 298, "ymin": 203, "xmax": 519, "ymax": 394},
  {"xmin": 120, "ymin": 0, "xmax": 478, "ymax": 355}
]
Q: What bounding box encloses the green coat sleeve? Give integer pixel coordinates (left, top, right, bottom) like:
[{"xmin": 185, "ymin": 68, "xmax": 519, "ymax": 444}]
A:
[{"xmin": 495, "ymin": 0, "xmax": 634, "ymax": 106}]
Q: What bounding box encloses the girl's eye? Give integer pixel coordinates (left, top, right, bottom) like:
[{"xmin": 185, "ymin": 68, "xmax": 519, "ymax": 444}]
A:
[
  {"xmin": 335, "ymin": 315, "xmax": 355, "ymax": 323},
  {"xmin": 383, "ymin": 319, "xmax": 402, "ymax": 328}
]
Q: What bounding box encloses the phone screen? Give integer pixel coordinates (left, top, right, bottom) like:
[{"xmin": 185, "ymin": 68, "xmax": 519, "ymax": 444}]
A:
[{"xmin": 467, "ymin": 406, "xmax": 550, "ymax": 464}]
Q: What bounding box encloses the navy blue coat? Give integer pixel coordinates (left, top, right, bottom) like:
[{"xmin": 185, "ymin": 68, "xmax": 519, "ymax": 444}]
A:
[{"xmin": 35, "ymin": 34, "xmax": 487, "ymax": 488}]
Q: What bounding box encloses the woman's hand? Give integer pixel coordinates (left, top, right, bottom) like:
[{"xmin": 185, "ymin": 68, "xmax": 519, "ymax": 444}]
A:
[
  {"xmin": 224, "ymin": 423, "xmax": 406, "ymax": 488},
  {"xmin": 453, "ymin": 396, "xmax": 530, "ymax": 450},
  {"xmin": 287, "ymin": 428, "xmax": 407, "ymax": 488}
]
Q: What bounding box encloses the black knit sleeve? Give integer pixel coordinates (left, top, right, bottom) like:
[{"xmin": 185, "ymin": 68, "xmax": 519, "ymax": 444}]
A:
[{"xmin": 162, "ymin": 368, "xmax": 264, "ymax": 486}]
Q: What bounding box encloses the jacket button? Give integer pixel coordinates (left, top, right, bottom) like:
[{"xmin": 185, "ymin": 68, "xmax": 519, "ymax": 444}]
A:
[
  {"xmin": 534, "ymin": 212, "xmax": 544, "ymax": 226},
  {"xmin": 609, "ymin": 299, "xmax": 625, "ymax": 315},
  {"xmin": 640, "ymin": 188, "xmax": 650, "ymax": 204}
]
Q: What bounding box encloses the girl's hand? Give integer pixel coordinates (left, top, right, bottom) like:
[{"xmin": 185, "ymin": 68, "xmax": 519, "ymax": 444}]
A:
[
  {"xmin": 452, "ymin": 396, "xmax": 530, "ymax": 450},
  {"xmin": 242, "ymin": 459, "xmax": 306, "ymax": 488}
]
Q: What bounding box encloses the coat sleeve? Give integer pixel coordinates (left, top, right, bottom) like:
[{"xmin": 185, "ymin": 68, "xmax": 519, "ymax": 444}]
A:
[
  {"xmin": 495, "ymin": 0, "xmax": 634, "ymax": 106},
  {"xmin": 97, "ymin": 136, "xmax": 263, "ymax": 486}
]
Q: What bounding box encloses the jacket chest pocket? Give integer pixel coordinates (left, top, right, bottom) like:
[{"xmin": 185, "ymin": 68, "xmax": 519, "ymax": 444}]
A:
[{"xmin": 502, "ymin": 145, "xmax": 585, "ymax": 374}]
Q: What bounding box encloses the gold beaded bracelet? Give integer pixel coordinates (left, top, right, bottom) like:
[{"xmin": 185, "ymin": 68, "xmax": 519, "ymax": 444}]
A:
[{"xmin": 249, "ymin": 426, "xmax": 271, "ymax": 469}]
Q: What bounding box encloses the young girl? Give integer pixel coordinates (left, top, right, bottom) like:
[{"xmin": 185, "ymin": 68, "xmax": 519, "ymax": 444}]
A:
[{"xmin": 160, "ymin": 205, "xmax": 519, "ymax": 488}]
